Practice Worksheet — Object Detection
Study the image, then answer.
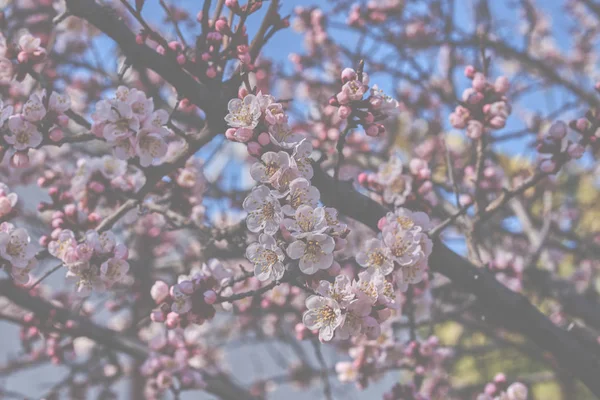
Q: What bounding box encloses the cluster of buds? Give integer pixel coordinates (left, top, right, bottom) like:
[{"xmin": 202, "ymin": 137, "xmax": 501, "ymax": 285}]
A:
[
  {"xmin": 450, "ymin": 66, "xmax": 511, "ymax": 139},
  {"xmin": 329, "ymin": 67, "xmax": 401, "ymax": 137},
  {"xmin": 38, "ymin": 187, "xmax": 102, "ymax": 247},
  {"xmin": 149, "ymin": 260, "xmax": 231, "ymax": 328},
  {"xmin": 140, "ymin": 329, "xmax": 207, "ymax": 399},
  {"xmin": 48, "ymin": 229, "xmax": 130, "ymax": 295},
  {"xmin": 1, "ymin": 90, "xmax": 71, "ymax": 167},
  {"xmin": 477, "ymin": 374, "xmax": 528, "ymax": 400},
  {"xmin": 358, "ymin": 155, "xmax": 434, "ymax": 206},
  {"xmin": 19, "ymin": 311, "xmax": 76, "ymax": 365},
  {"xmin": 0, "ymin": 32, "xmax": 47, "ymax": 82},
  {"xmin": 537, "ymin": 120, "xmax": 588, "ymax": 173}
]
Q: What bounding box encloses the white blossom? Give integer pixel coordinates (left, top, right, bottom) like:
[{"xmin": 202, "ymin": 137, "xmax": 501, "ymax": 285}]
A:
[
  {"xmin": 283, "ymin": 205, "xmax": 328, "ymax": 238},
  {"xmin": 6, "ymin": 115, "xmax": 43, "ymax": 150},
  {"xmin": 0, "ymin": 223, "xmax": 36, "ymax": 268},
  {"xmin": 356, "ymin": 238, "xmax": 395, "ymax": 275},
  {"xmin": 287, "ymin": 233, "xmax": 335, "ymax": 274},
  {"xmin": 282, "ymin": 177, "xmax": 320, "ymax": 216},
  {"xmin": 243, "ymin": 185, "xmax": 284, "ymax": 235},
  {"xmin": 246, "ymin": 234, "xmax": 285, "ymax": 281},
  {"xmin": 302, "ymin": 295, "xmax": 343, "ymax": 341},
  {"xmin": 224, "ymin": 94, "xmax": 261, "ymax": 129}
]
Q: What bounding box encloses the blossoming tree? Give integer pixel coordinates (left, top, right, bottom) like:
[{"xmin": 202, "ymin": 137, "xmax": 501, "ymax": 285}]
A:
[{"xmin": 0, "ymin": 0, "xmax": 599, "ymax": 399}]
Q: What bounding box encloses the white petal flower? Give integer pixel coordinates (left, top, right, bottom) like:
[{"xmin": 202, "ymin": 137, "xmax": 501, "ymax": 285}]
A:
[
  {"xmin": 336, "ymin": 298, "xmax": 372, "ymax": 340},
  {"xmin": 100, "ymin": 258, "xmax": 129, "ymax": 285},
  {"xmin": 506, "ymin": 383, "xmax": 528, "ymax": 400},
  {"xmin": 250, "ymin": 151, "xmax": 292, "ymax": 184},
  {"xmin": 382, "ymin": 173, "xmax": 413, "ymax": 206},
  {"xmin": 268, "ymin": 122, "xmax": 303, "ymax": 149},
  {"xmin": 292, "ymin": 139, "xmax": 314, "ymax": 179},
  {"xmin": 0, "ymin": 227, "xmax": 36, "ymax": 268},
  {"xmin": 302, "ymin": 295, "xmax": 343, "ymax": 341},
  {"xmin": 356, "ymin": 238, "xmax": 395, "ymax": 275},
  {"xmin": 283, "ymin": 205, "xmax": 328, "ymax": 238},
  {"xmin": 49, "ymin": 92, "xmax": 71, "ymax": 113},
  {"xmin": 243, "ymin": 185, "xmax": 283, "ymax": 235},
  {"xmin": 382, "ymin": 224, "xmax": 420, "ymax": 266},
  {"xmin": 135, "ymin": 130, "xmax": 168, "ymax": 167},
  {"xmin": 99, "ymin": 155, "xmax": 127, "ymax": 179},
  {"xmin": 22, "ymin": 93, "xmax": 46, "ymax": 122},
  {"xmin": 246, "ymin": 234, "xmax": 285, "ymax": 281},
  {"xmin": 6, "ymin": 115, "xmax": 43, "ymax": 150},
  {"xmin": 287, "ymin": 233, "xmax": 335, "ymax": 274},
  {"xmin": 224, "ymin": 94, "xmax": 261, "ymax": 129},
  {"xmin": 316, "ymin": 275, "xmax": 355, "ymax": 308},
  {"xmin": 385, "ymin": 208, "xmax": 433, "ymax": 232},
  {"xmin": 281, "ymin": 177, "xmax": 320, "ymax": 216},
  {"xmin": 171, "ymin": 284, "xmax": 192, "ymax": 314}
]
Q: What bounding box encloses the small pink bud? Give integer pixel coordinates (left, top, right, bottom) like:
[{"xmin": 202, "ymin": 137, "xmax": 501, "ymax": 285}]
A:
[
  {"xmin": 238, "ymin": 87, "xmax": 248, "ymax": 98},
  {"xmin": 56, "ymin": 115, "xmax": 69, "ymax": 127},
  {"xmin": 494, "ymin": 76, "xmax": 510, "ymax": 94},
  {"xmin": 17, "ymin": 51, "xmax": 29, "ymax": 63},
  {"xmin": 377, "ymin": 217, "xmax": 387, "ymax": 231},
  {"xmin": 341, "ymin": 67, "xmax": 357, "ymax": 82},
  {"xmin": 204, "ymin": 290, "xmax": 217, "ymax": 304},
  {"xmin": 576, "ymin": 118, "xmax": 589, "ymax": 131},
  {"xmin": 257, "ymin": 132, "xmax": 270, "ymax": 146},
  {"xmin": 357, "ymin": 172, "xmax": 368, "ymax": 186},
  {"xmin": 49, "ymin": 128, "xmax": 64, "ymax": 142},
  {"xmin": 247, "ymin": 141, "xmax": 261, "ymax": 156},
  {"xmin": 472, "ymin": 72, "xmax": 486, "ymax": 92},
  {"xmin": 177, "ymin": 54, "xmax": 186, "ymax": 65},
  {"xmin": 464, "ymin": 65, "xmax": 476, "ymax": 79}
]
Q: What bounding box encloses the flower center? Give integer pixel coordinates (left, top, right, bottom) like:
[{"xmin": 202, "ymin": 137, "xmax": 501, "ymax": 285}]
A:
[
  {"xmin": 367, "ymin": 250, "xmax": 385, "ymax": 267},
  {"xmin": 316, "ymin": 305, "xmax": 337, "ymax": 326},
  {"xmin": 304, "ymin": 240, "xmax": 323, "ymax": 261},
  {"xmin": 261, "ymin": 202, "xmax": 276, "ymax": 219}
]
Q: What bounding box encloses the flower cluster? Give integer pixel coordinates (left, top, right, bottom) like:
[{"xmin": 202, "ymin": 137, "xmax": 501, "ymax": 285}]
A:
[
  {"xmin": 302, "ymin": 273, "xmax": 391, "ymax": 341},
  {"xmin": 359, "ymin": 154, "xmax": 428, "ymax": 206},
  {"xmin": 537, "ymin": 119, "xmax": 596, "ymax": 173},
  {"xmin": 2, "ymin": 90, "xmax": 71, "ymax": 166},
  {"xmin": 362, "ymin": 208, "xmax": 433, "ymax": 291},
  {"xmin": 91, "ymin": 86, "xmax": 170, "ymax": 166},
  {"xmin": 449, "ymin": 66, "xmax": 511, "ymax": 139},
  {"xmin": 223, "ymin": 92, "xmax": 349, "ymax": 280},
  {"xmin": 48, "ymin": 229, "xmax": 129, "ymax": 295},
  {"xmin": 477, "ymin": 374, "xmax": 528, "ymax": 400},
  {"xmin": 140, "ymin": 328, "xmax": 207, "ymax": 400},
  {"xmin": 149, "ymin": 260, "xmax": 231, "ymax": 328},
  {"xmin": 329, "ymin": 67, "xmax": 401, "ymax": 137},
  {"xmin": 0, "ymin": 222, "xmax": 37, "ymax": 284},
  {"xmin": 0, "ymin": 32, "xmax": 47, "ymax": 82}
]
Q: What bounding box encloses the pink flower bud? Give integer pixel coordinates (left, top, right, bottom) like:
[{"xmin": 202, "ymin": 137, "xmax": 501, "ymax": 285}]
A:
[
  {"xmin": 165, "ymin": 312, "xmax": 180, "ymax": 329},
  {"xmin": 215, "ymin": 18, "xmax": 230, "ymax": 34},
  {"xmin": 494, "ymin": 76, "xmax": 510, "ymax": 94},
  {"xmin": 464, "ymin": 65, "xmax": 476, "ymax": 79},
  {"xmin": 150, "ymin": 310, "xmax": 165, "ymax": 322},
  {"xmin": 548, "ymin": 121, "xmax": 567, "ymax": 140},
  {"xmin": 151, "ymin": 281, "xmax": 169, "ymax": 303},
  {"xmin": 377, "ymin": 217, "xmax": 387, "ymax": 231},
  {"xmin": 238, "ymin": 87, "xmax": 248, "ymax": 98},
  {"xmin": 204, "ymin": 290, "xmax": 217, "ymax": 304},
  {"xmin": 257, "ymin": 131, "xmax": 270, "ymax": 146},
  {"xmin": 472, "ymin": 72, "xmax": 486, "ymax": 92},
  {"xmin": 49, "ymin": 128, "xmax": 64, "ymax": 142},
  {"xmin": 177, "ymin": 54, "xmax": 186, "ymax": 65},
  {"xmin": 247, "ymin": 141, "xmax": 261, "ymax": 156},
  {"xmin": 89, "ymin": 181, "xmax": 105, "ymax": 193},
  {"xmin": 364, "ymin": 112, "xmax": 374, "ymax": 124},
  {"xmin": 576, "ymin": 118, "xmax": 589, "ymax": 131},
  {"xmin": 341, "ymin": 67, "xmax": 357, "ymax": 82},
  {"xmin": 17, "ymin": 51, "xmax": 29, "ymax": 63},
  {"xmin": 338, "ymin": 105, "xmax": 351, "ymax": 119},
  {"xmin": 179, "ymin": 281, "xmax": 194, "ymax": 295}
]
